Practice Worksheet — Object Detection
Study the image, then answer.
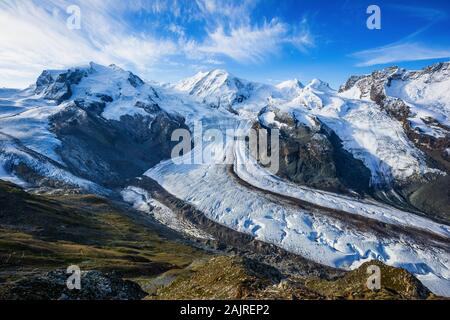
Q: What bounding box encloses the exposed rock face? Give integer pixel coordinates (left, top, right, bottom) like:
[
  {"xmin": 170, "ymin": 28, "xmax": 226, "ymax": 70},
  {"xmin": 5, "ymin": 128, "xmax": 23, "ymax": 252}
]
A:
[
  {"xmin": 49, "ymin": 99, "xmax": 187, "ymax": 187},
  {"xmin": 339, "ymin": 63, "xmax": 450, "ymax": 174},
  {"xmin": 256, "ymin": 108, "xmax": 372, "ymax": 195},
  {"xmin": 0, "ymin": 270, "xmax": 147, "ymax": 300},
  {"xmin": 340, "ymin": 63, "xmax": 450, "ymax": 217},
  {"xmin": 35, "ymin": 68, "xmax": 88, "ymax": 104}
]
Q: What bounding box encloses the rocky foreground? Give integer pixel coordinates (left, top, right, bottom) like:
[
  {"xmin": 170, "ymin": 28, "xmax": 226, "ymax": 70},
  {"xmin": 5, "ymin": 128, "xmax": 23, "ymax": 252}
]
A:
[{"xmin": 0, "ymin": 181, "xmax": 441, "ymax": 300}]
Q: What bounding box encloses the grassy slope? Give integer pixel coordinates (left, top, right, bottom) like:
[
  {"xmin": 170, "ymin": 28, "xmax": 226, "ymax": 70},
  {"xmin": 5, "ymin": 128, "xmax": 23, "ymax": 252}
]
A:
[
  {"xmin": 0, "ymin": 180, "xmax": 440, "ymax": 300},
  {"xmin": 156, "ymin": 256, "xmax": 436, "ymax": 300},
  {"xmin": 0, "ymin": 180, "xmax": 208, "ymax": 292}
]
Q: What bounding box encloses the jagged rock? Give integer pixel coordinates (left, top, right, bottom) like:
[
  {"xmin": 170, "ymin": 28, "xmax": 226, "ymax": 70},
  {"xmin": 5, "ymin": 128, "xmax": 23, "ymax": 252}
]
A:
[
  {"xmin": 0, "ymin": 270, "xmax": 147, "ymax": 300},
  {"xmin": 127, "ymin": 72, "xmax": 144, "ymax": 88},
  {"xmin": 35, "ymin": 68, "xmax": 88, "ymax": 104},
  {"xmin": 340, "ymin": 62, "xmax": 450, "ymax": 218},
  {"xmin": 256, "ymin": 108, "xmax": 372, "ymax": 195},
  {"xmin": 155, "ymin": 256, "xmax": 436, "ymax": 300}
]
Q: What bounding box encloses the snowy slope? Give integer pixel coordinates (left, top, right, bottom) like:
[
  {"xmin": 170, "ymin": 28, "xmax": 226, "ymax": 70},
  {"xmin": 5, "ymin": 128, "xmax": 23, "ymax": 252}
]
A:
[
  {"xmin": 174, "ymin": 69, "xmax": 273, "ymax": 113},
  {"xmin": 142, "ymin": 112, "xmax": 450, "ymax": 296},
  {"xmin": 386, "ymin": 64, "xmax": 450, "ymax": 138},
  {"xmin": 275, "ymin": 79, "xmax": 304, "ymax": 99},
  {"xmin": 340, "ymin": 62, "xmax": 450, "ymax": 139},
  {"xmin": 262, "ymin": 79, "xmax": 441, "ymax": 186}
]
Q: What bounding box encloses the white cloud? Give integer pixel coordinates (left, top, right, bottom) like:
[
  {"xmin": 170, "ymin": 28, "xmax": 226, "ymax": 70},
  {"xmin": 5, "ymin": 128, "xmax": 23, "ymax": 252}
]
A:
[
  {"xmin": 352, "ymin": 42, "xmax": 450, "ymax": 67},
  {"xmin": 0, "ymin": 0, "xmax": 181, "ymax": 88},
  {"xmin": 193, "ymin": 1, "xmax": 314, "ymax": 63},
  {"xmin": 0, "ymin": 0, "xmax": 314, "ymax": 88},
  {"xmin": 197, "ymin": 19, "xmax": 314, "ymax": 63},
  {"xmin": 352, "ymin": 5, "xmax": 450, "ymax": 67},
  {"xmin": 199, "ymin": 21, "xmax": 286, "ymax": 62},
  {"xmin": 195, "ymin": 0, "xmax": 255, "ymax": 26}
]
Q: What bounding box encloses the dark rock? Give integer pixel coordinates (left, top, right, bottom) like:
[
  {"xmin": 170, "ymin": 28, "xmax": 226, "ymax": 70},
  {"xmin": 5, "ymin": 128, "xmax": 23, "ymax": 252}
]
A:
[
  {"xmin": 1, "ymin": 270, "xmax": 147, "ymax": 300},
  {"xmin": 95, "ymin": 93, "xmax": 113, "ymax": 103},
  {"xmin": 128, "ymin": 72, "xmax": 144, "ymax": 88},
  {"xmin": 134, "ymin": 101, "xmax": 161, "ymax": 113},
  {"xmin": 35, "ymin": 68, "xmax": 88, "ymax": 104},
  {"xmin": 256, "ymin": 109, "xmax": 372, "ymax": 195},
  {"xmin": 48, "ymin": 100, "xmax": 188, "ymax": 187}
]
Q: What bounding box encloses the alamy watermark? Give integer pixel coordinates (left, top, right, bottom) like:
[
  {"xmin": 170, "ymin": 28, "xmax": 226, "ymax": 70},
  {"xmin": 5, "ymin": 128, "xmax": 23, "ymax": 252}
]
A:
[
  {"xmin": 170, "ymin": 121, "xmax": 280, "ymax": 175},
  {"xmin": 367, "ymin": 5, "xmax": 381, "ymax": 30},
  {"xmin": 66, "ymin": 5, "xmax": 81, "ymax": 30},
  {"xmin": 66, "ymin": 265, "xmax": 81, "ymax": 290},
  {"xmin": 366, "ymin": 265, "xmax": 381, "ymax": 291}
]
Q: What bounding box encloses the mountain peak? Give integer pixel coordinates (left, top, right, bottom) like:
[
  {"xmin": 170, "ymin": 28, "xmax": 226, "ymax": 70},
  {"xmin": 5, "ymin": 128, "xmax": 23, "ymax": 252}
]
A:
[
  {"xmin": 207, "ymin": 68, "xmax": 232, "ymax": 77},
  {"xmin": 276, "ymin": 79, "xmax": 304, "ymax": 90},
  {"xmin": 306, "ymin": 78, "xmax": 332, "ymax": 91},
  {"xmin": 175, "ymin": 68, "xmax": 243, "ymax": 96},
  {"xmin": 34, "ymin": 62, "xmax": 147, "ymax": 104}
]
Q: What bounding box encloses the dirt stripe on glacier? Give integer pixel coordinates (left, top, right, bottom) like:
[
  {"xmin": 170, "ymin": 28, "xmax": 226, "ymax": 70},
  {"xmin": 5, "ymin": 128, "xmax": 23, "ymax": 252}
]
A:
[
  {"xmin": 129, "ymin": 175, "xmax": 345, "ymax": 280},
  {"xmin": 227, "ymin": 165, "xmax": 450, "ymax": 250}
]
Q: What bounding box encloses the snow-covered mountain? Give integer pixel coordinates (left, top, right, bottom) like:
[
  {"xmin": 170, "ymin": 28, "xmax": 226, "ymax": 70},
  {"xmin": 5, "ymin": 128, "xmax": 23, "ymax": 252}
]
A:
[
  {"xmin": 174, "ymin": 69, "xmax": 273, "ymax": 113},
  {"xmin": 340, "ymin": 62, "xmax": 450, "ymax": 138},
  {"xmin": 339, "ymin": 62, "xmax": 450, "ymax": 173},
  {"xmin": 173, "ymin": 68, "xmax": 444, "ymax": 195},
  {"xmin": 267, "ymin": 78, "xmax": 441, "ymax": 187},
  {"xmin": 1, "ymin": 61, "xmax": 449, "ymax": 296},
  {"xmin": 0, "ymin": 62, "xmax": 187, "ymax": 190},
  {"xmin": 275, "ymin": 79, "xmax": 304, "ymax": 99}
]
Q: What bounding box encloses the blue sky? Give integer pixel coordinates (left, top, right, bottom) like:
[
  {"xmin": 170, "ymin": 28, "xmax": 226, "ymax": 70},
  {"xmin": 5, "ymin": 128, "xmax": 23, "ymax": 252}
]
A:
[{"xmin": 1, "ymin": 0, "xmax": 450, "ymax": 88}]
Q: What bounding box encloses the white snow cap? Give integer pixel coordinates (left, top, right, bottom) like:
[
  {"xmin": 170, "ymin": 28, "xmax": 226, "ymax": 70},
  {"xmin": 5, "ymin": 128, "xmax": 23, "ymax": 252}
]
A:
[
  {"xmin": 276, "ymin": 79, "xmax": 304, "ymax": 90},
  {"xmin": 306, "ymin": 78, "xmax": 332, "ymax": 91}
]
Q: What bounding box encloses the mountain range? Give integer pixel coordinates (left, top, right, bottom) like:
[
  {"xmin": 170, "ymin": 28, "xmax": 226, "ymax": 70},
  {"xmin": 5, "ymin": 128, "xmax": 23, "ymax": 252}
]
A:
[{"xmin": 0, "ymin": 61, "xmax": 449, "ymax": 298}]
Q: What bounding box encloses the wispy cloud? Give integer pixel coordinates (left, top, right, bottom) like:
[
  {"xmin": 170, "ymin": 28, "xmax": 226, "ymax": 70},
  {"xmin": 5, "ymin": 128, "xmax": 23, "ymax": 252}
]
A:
[
  {"xmin": 195, "ymin": 0, "xmax": 256, "ymax": 26},
  {"xmin": 0, "ymin": 0, "xmax": 314, "ymax": 88},
  {"xmin": 193, "ymin": 0, "xmax": 314, "ymax": 63},
  {"xmin": 353, "ymin": 43, "xmax": 450, "ymax": 67},
  {"xmin": 198, "ymin": 20, "xmax": 313, "ymax": 63},
  {"xmin": 352, "ymin": 4, "xmax": 450, "ymax": 67},
  {"xmin": 0, "ymin": 0, "xmax": 182, "ymax": 87}
]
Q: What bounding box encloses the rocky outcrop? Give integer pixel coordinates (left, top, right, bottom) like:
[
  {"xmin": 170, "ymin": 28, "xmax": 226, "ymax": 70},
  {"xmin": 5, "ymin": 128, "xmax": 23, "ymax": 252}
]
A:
[
  {"xmin": 256, "ymin": 109, "xmax": 372, "ymax": 195},
  {"xmin": 49, "ymin": 99, "xmax": 187, "ymax": 187},
  {"xmin": 340, "ymin": 63, "xmax": 450, "ymax": 218},
  {"xmin": 0, "ymin": 270, "xmax": 147, "ymax": 300},
  {"xmin": 155, "ymin": 256, "xmax": 435, "ymax": 300},
  {"xmin": 35, "ymin": 68, "xmax": 88, "ymax": 104}
]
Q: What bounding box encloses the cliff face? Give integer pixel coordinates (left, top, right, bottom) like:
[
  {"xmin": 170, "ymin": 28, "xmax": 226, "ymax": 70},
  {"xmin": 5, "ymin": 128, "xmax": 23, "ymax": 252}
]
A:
[
  {"xmin": 339, "ymin": 62, "xmax": 450, "ymax": 173},
  {"xmin": 339, "ymin": 63, "xmax": 450, "ymax": 218}
]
